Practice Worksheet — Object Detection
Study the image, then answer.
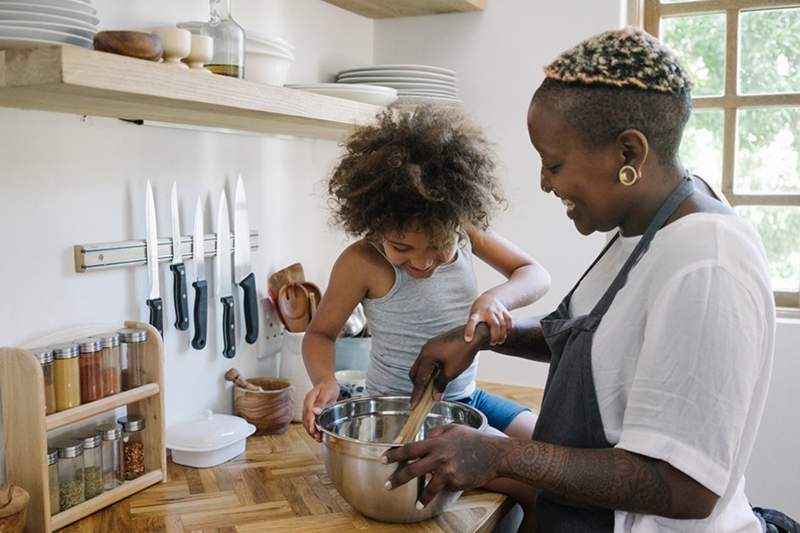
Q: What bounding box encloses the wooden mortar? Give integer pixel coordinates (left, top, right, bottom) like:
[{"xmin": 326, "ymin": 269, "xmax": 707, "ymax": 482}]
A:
[
  {"xmin": 0, "ymin": 485, "xmax": 29, "ymax": 533},
  {"xmin": 233, "ymin": 378, "xmax": 294, "ymax": 435}
]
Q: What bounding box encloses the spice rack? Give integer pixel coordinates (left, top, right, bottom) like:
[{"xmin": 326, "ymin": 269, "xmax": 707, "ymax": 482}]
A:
[{"xmin": 0, "ymin": 321, "xmax": 166, "ymax": 533}]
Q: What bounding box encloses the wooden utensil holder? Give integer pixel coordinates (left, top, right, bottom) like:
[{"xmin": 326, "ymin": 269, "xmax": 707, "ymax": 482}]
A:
[
  {"xmin": 233, "ymin": 378, "xmax": 294, "ymax": 435},
  {"xmin": 0, "ymin": 321, "xmax": 166, "ymax": 533}
]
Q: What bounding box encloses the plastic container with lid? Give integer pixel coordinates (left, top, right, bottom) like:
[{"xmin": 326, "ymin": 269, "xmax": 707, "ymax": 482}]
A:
[
  {"xmin": 80, "ymin": 434, "xmax": 104, "ymax": 498},
  {"xmin": 53, "ymin": 343, "xmax": 80, "ymax": 411},
  {"xmin": 94, "ymin": 332, "xmax": 122, "ymax": 397},
  {"xmin": 57, "ymin": 440, "xmax": 85, "ymax": 511},
  {"xmin": 47, "ymin": 449, "xmax": 59, "ymax": 515},
  {"xmin": 166, "ymin": 410, "xmax": 255, "ymax": 468},
  {"xmin": 31, "ymin": 346, "xmax": 57, "ymax": 415},
  {"xmin": 78, "ymin": 338, "xmax": 103, "ymax": 403},
  {"xmin": 98, "ymin": 423, "xmax": 123, "ymax": 490},
  {"xmin": 118, "ymin": 328, "xmax": 148, "ymax": 390},
  {"xmin": 119, "ymin": 415, "xmax": 146, "ymax": 479}
]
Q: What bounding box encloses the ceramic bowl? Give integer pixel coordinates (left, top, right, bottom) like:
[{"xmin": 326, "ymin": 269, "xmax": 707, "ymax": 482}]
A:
[
  {"xmin": 152, "ymin": 27, "xmax": 190, "ymax": 68},
  {"xmin": 185, "ymin": 33, "xmax": 213, "ymax": 71},
  {"xmin": 245, "ymin": 49, "xmax": 294, "ymax": 85},
  {"xmin": 335, "ymin": 369, "xmax": 366, "ymax": 399}
]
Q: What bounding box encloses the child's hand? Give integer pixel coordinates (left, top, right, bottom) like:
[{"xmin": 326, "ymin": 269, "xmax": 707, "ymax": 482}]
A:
[
  {"xmin": 464, "ymin": 294, "xmax": 512, "ymax": 345},
  {"xmin": 303, "ymin": 379, "xmax": 341, "ymax": 442}
]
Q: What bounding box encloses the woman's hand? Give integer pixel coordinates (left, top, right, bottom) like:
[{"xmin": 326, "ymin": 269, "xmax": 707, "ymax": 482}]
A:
[
  {"xmin": 302, "ymin": 379, "xmax": 340, "ymax": 441},
  {"xmin": 465, "ymin": 293, "xmax": 513, "ymax": 345},
  {"xmin": 382, "ymin": 425, "xmax": 507, "ymax": 508}
]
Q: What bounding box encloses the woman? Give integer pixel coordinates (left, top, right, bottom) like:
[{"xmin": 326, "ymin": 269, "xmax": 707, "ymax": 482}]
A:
[{"xmin": 382, "ymin": 27, "xmax": 781, "ymax": 532}]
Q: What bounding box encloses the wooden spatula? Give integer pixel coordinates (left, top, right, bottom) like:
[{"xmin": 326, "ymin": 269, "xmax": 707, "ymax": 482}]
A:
[{"xmin": 393, "ymin": 378, "xmax": 437, "ymax": 444}]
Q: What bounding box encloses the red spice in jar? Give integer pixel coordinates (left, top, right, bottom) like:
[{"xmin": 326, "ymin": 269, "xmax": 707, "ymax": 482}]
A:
[{"xmin": 78, "ymin": 338, "xmax": 103, "ymax": 403}]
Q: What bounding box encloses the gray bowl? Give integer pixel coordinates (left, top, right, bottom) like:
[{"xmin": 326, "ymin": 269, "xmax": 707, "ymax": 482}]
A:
[{"xmin": 316, "ymin": 396, "xmax": 487, "ymax": 523}]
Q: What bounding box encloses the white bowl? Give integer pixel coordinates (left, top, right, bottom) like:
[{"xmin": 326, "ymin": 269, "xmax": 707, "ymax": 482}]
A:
[
  {"xmin": 246, "ymin": 39, "xmax": 294, "ymax": 61},
  {"xmin": 245, "ymin": 50, "xmax": 293, "ymax": 85},
  {"xmin": 166, "ymin": 410, "xmax": 256, "ymax": 468}
]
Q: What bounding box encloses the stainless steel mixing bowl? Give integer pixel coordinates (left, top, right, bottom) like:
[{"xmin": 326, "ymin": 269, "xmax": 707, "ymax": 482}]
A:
[{"xmin": 316, "ymin": 396, "xmax": 487, "ymax": 523}]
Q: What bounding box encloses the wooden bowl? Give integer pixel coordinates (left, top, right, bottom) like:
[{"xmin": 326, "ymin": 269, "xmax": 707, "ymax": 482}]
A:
[
  {"xmin": 93, "ymin": 31, "xmax": 163, "ymax": 61},
  {"xmin": 0, "ymin": 485, "xmax": 29, "ymax": 533},
  {"xmin": 233, "ymin": 378, "xmax": 294, "ymax": 435}
]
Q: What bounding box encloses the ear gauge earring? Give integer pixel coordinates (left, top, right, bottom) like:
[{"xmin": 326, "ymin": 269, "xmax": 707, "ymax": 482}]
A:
[{"xmin": 618, "ymin": 165, "xmax": 640, "ymax": 186}]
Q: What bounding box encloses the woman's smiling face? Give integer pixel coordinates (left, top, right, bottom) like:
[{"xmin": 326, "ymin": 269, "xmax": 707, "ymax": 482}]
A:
[{"xmin": 527, "ymin": 100, "xmax": 631, "ymax": 235}]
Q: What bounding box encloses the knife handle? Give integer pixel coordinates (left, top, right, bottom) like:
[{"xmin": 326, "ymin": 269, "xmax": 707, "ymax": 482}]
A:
[
  {"xmin": 191, "ymin": 280, "xmax": 208, "ymax": 350},
  {"xmin": 146, "ymin": 297, "xmax": 163, "ymax": 337},
  {"xmin": 221, "ymin": 295, "xmax": 236, "ymax": 358},
  {"xmin": 170, "ymin": 263, "xmax": 190, "ymax": 331},
  {"xmin": 239, "ymin": 272, "xmax": 259, "ymax": 344}
]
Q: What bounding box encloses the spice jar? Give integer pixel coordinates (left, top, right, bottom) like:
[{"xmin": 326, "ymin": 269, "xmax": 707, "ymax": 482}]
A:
[
  {"xmin": 95, "ymin": 332, "xmax": 121, "ymax": 397},
  {"xmin": 31, "ymin": 346, "xmax": 56, "ymax": 415},
  {"xmin": 53, "ymin": 343, "xmax": 80, "ymax": 411},
  {"xmin": 58, "ymin": 440, "xmax": 85, "ymax": 511},
  {"xmin": 80, "ymin": 434, "xmax": 104, "ymax": 499},
  {"xmin": 98, "ymin": 423, "xmax": 123, "ymax": 490},
  {"xmin": 119, "ymin": 416, "xmax": 146, "ymax": 480},
  {"xmin": 47, "ymin": 449, "xmax": 59, "ymax": 515},
  {"xmin": 78, "ymin": 338, "xmax": 103, "ymax": 403},
  {"xmin": 118, "ymin": 328, "xmax": 147, "ymax": 390}
]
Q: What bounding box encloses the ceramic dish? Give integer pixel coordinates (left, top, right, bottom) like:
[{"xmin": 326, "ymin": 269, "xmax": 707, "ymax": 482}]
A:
[
  {"xmin": 338, "ymin": 68, "xmax": 456, "ymax": 82},
  {"xmin": 0, "ymin": 23, "xmax": 91, "ymax": 46},
  {"xmin": 0, "ymin": 8, "xmax": 95, "ymax": 29},
  {"xmin": 285, "ymin": 84, "xmax": 398, "ymax": 106},
  {"xmin": 4, "ymin": 18, "xmax": 93, "ymax": 37},
  {"xmin": 338, "ymin": 63, "xmax": 456, "ymax": 77},
  {"xmin": 336, "ymin": 76, "xmax": 457, "ymax": 88},
  {"xmin": 166, "ymin": 410, "xmax": 256, "ymax": 468},
  {"xmin": 0, "ymin": 0, "xmax": 96, "ymax": 15},
  {"xmin": 0, "ymin": 2, "xmax": 99, "ymax": 25}
]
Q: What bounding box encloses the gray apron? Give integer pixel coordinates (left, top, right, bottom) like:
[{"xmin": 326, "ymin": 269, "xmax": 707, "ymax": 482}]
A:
[{"xmin": 531, "ymin": 176, "xmax": 694, "ymax": 532}]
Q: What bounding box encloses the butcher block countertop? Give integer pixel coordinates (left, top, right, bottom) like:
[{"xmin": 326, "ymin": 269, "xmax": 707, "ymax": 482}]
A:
[{"xmin": 58, "ymin": 382, "xmax": 544, "ymax": 533}]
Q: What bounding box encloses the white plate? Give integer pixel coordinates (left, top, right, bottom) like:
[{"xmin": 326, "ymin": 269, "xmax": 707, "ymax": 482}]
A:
[
  {"xmin": 286, "ymin": 82, "xmax": 397, "ymax": 94},
  {"xmin": 286, "ymin": 84, "xmax": 398, "ymax": 106},
  {"xmin": 399, "ymin": 90, "xmax": 461, "ymax": 97},
  {"xmin": 345, "ymin": 82, "xmax": 458, "ymax": 95},
  {"xmin": 2, "ymin": 18, "xmax": 93, "ymax": 37},
  {"xmin": 0, "ymin": 2, "xmax": 98, "ymax": 25},
  {"xmin": 338, "ymin": 64, "xmax": 456, "ymax": 77},
  {"xmin": 0, "ymin": 0, "xmax": 95, "ymax": 15},
  {"xmin": 337, "ymin": 76, "xmax": 457, "ymax": 88},
  {"xmin": 0, "ymin": 25, "xmax": 90, "ymax": 47},
  {"xmin": 0, "ymin": 8, "xmax": 95, "ymax": 29},
  {"xmin": 395, "ymin": 95, "xmax": 463, "ymax": 106},
  {"xmin": 338, "ymin": 68, "xmax": 456, "ymax": 83}
]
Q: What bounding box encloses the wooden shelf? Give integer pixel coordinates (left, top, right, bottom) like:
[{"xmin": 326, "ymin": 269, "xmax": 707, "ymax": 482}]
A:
[
  {"xmin": 50, "ymin": 470, "xmax": 163, "ymax": 531},
  {"xmin": 321, "ymin": 0, "xmax": 484, "ymax": 18},
  {"xmin": 0, "ymin": 46, "xmax": 382, "ymax": 140},
  {"xmin": 46, "ymin": 383, "xmax": 160, "ymax": 431}
]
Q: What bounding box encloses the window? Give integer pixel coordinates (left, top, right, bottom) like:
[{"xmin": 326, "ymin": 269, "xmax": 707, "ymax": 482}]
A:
[{"xmin": 643, "ymin": 0, "xmax": 800, "ymax": 310}]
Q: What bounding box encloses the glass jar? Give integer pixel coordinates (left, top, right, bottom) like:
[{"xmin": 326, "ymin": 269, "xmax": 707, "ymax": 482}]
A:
[
  {"xmin": 53, "ymin": 343, "xmax": 80, "ymax": 411},
  {"xmin": 31, "ymin": 346, "xmax": 56, "ymax": 415},
  {"xmin": 118, "ymin": 328, "xmax": 147, "ymax": 390},
  {"xmin": 78, "ymin": 338, "xmax": 103, "ymax": 403},
  {"xmin": 80, "ymin": 434, "xmax": 104, "ymax": 499},
  {"xmin": 98, "ymin": 423, "xmax": 123, "ymax": 490},
  {"xmin": 47, "ymin": 449, "xmax": 59, "ymax": 515},
  {"xmin": 57, "ymin": 440, "xmax": 85, "ymax": 511},
  {"xmin": 119, "ymin": 416, "xmax": 146, "ymax": 480},
  {"xmin": 205, "ymin": 0, "xmax": 245, "ymax": 78},
  {"xmin": 95, "ymin": 332, "xmax": 121, "ymax": 397}
]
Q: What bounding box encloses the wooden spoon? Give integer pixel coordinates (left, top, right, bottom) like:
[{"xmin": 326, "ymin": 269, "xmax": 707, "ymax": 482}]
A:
[
  {"xmin": 278, "ymin": 282, "xmax": 311, "ymax": 332},
  {"xmin": 224, "ymin": 368, "xmax": 264, "ymax": 392},
  {"xmin": 393, "ymin": 378, "xmax": 437, "ymax": 444}
]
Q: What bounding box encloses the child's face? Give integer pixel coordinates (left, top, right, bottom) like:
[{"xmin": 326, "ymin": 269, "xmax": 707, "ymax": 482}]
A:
[{"xmin": 382, "ymin": 231, "xmax": 457, "ymax": 279}]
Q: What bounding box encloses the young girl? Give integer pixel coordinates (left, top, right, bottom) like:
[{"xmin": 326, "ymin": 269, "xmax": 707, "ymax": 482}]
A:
[{"xmin": 301, "ymin": 107, "xmax": 550, "ymax": 442}]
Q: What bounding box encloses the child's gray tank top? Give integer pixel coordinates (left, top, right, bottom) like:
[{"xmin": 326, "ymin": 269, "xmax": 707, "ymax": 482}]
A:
[{"xmin": 362, "ymin": 239, "xmax": 479, "ymax": 400}]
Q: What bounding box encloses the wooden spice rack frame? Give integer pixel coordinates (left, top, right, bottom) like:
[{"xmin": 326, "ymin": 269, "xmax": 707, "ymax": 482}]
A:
[
  {"xmin": 0, "ymin": 321, "xmax": 166, "ymax": 533},
  {"xmin": 74, "ymin": 230, "xmax": 258, "ymax": 272}
]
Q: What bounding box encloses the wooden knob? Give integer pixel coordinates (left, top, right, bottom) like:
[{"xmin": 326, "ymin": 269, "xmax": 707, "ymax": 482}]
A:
[{"xmin": 224, "ymin": 368, "xmax": 263, "ymax": 392}]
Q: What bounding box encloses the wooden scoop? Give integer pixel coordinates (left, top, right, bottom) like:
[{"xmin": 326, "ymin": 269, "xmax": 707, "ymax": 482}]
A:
[
  {"xmin": 225, "ymin": 368, "xmax": 264, "ymax": 392},
  {"xmin": 393, "ymin": 378, "xmax": 437, "ymax": 444}
]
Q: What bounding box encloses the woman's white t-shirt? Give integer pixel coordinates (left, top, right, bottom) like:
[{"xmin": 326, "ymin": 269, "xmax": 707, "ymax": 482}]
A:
[{"xmin": 569, "ymin": 213, "xmax": 775, "ymax": 533}]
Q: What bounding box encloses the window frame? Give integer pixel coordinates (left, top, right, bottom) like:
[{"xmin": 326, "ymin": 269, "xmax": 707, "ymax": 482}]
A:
[{"xmin": 641, "ymin": 0, "xmax": 800, "ymax": 310}]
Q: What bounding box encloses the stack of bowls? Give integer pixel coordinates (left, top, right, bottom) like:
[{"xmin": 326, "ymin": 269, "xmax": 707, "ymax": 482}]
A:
[{"xmin": 245, "ymin": 31, "xmax": 295, "ymax": 85}]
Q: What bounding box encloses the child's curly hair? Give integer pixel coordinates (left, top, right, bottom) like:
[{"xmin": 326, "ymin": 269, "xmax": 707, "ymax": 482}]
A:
[{"xmin": 328, "ymin": 106, "xmax": 504, "ymax": 250}]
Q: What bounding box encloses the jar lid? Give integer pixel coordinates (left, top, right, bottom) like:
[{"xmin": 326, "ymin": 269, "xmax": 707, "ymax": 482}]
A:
[
  {"xmin": 118, "ymin": 328, "xmax": 147, "ymax": 342},
  {"xmin": 97, "ymin": 423, "xmax": 122, "ymax": 441},
  {"xmin": 94, "ymin": 332, "xmax": 120, "ymax": 348},
  {"xmin": 29, "ymin": 346, "xmax": 53, "ymax": 365},
  {"xmin": 118, "ymin": 416, "xmax": 145, "ymax": 432},
  {"xmin": 58, "ymin": 440, "xmax": 84, "ymax": 458},
  {"xmin": 81, "ymin": 434, "xmax": 102, "ymax": 449},
  {"xmin": 78, "ymin": 337, "xmax": 101, "ymax": 353},
  {"xmin": 52, "ymin": 343, "xmax": 79, "ymax": 359},
  {"xmin": 47, "ymin": 449, "xmax": 58, "ymax": 465},
  {"xmin": 166, "ymin": 410, "xmax": 255, "ymax": 452}
]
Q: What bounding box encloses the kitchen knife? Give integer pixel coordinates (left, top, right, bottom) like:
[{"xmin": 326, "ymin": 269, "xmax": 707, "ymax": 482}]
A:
[
  {"xmin": 145, "ymin": 180, "xmax": 163, "ymax": 337},
  {"xmin": 191, "ymin": 194, "xmax": 208, "ymax": 350},
  {"xmin": 234, "ymin": 175, "xmax": 259, "ymax": 344},
  {"xmin": 170, "ymin": 182, "xmax": 189, "ymax": 331},
  {"xmin": 215, "ymin": 190, "xmax": 236, "ymax": 358}
]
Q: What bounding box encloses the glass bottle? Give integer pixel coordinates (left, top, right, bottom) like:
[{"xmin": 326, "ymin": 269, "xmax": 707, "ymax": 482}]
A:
[
  {"xmin": 47, "ymin": 449, "xmax": 59, "ymax": 516},
  {"xmin": 205, "ymin": 0, "xmax": 245, "ymax": 78},
  {"xmin": 31, "ymin": 346, "xmax": 57, "ymax": 415},
  {"xmin": 98, "ymin": 423, "xmax": 123, "ymax": 490},
  {"xmin": 53, "ymin": 343, "xmax": 80, "ymax": 411},
  {"xmin": 81, "ymin": 434, "xmax": 103, "ymax": 498},
  {"xmin": 57, "ymin": 440, "xmax": 85, "ymax": 511},
  {"xmin": 95, "ymin": 332, "xmax": 121, "ymax": 397},
  {"xmin": 78, "ymin": 338, "xmax": 103, "ymax": 403},
  {"xmin": 118, "ymin": 328, "xmax": 147, "ymax": 390},
  {"xmin": 119, "ymin": 416, "xmax": 146, "ymax": 480}
]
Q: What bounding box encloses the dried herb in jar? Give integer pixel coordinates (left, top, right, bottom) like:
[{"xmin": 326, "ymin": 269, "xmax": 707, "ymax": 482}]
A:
[
  {"xmin": 80, "ymin": 466, "xmax": 103, "ymax": 498},
  {"xmin": 59, "ymin": 479, "xmax": 84, "ymax": 510}
]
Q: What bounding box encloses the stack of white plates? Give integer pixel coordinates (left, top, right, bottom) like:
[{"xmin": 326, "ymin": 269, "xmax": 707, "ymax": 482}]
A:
[
  {"xmin": 284, "ymin": 83, "xmax": 398, "ymax": 107},
  {"xmin": 336, "ymin": 64, "xmax": 462, "ymax": 105},
  {"xmin": 0, "ymin": 0, "xmax": 98, "ymax": 49}
]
